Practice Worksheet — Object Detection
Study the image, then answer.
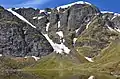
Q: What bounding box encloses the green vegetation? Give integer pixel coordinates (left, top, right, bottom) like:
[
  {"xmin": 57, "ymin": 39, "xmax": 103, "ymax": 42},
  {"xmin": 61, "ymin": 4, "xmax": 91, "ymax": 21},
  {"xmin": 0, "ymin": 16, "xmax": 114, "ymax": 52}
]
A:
[
  {"xmin": 21, "ymin": 40, "xmax": 120, "ymax": 79},
  {"xmin": 75, "ymin": 16, "xmax": 119, "ymax": 57},
  {"xmin": 0, "ymin": 57, "xmax": 36, "ymax": 70}
]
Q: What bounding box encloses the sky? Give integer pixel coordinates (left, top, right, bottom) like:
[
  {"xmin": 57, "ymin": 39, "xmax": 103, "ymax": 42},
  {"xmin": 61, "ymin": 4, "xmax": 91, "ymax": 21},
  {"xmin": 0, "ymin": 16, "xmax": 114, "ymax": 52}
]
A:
[{"xmin": 0, "ymin": 0, "xmax": 120, "ymax": 13}]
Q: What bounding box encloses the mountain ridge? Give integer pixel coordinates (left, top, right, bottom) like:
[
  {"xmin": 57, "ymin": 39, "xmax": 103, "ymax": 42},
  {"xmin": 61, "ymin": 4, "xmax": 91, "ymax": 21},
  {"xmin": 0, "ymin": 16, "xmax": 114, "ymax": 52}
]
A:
[
  {"xmin": 1, "ymin": 1, "xmax": 120, "ymax": 64},
  {"xmin": 0, "ymin": 1, "xmax": 120, "ymax": 78}
]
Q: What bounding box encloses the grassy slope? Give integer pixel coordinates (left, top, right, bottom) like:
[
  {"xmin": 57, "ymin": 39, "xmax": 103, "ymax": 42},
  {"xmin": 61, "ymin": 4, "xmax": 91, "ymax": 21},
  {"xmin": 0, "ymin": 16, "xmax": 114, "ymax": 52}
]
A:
[
  {"xmin": 75, "ymin": 15, "xmax": 119, "ymax": 57},
  {"xmin": 24, "ymin": 40, "xmax": 120, "ymax": 78},
  {"xmin": 23, "ymin": 52, "xmax": 89, "ymax": 79},
  {"xmin": 23, "ymin": 16, "xmax": 120, "ymax": 78},
  {"xmin": 94, "ymin": 40, "xmax": 120, "ymax": 73},
  {"xmin": 74, "ymin": 40, "xmax": 120, "ymax": 75}
]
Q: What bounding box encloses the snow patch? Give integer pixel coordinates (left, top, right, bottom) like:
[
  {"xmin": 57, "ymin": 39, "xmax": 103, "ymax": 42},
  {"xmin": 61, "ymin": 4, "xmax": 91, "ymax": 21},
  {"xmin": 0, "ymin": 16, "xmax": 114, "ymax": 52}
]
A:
[
  {"xmin": 107, "ymin": 24, "xmax": 120, "ymax": 33},
  {"xmin": 63, "ymin": 39, "xmax": 65, "ymax": 43},
  {"xmin": 33, "ymin": 17, "xmax": 37, "ymax": 19},
  {"xmin": 111, "ymin": 16, "xmax": 117, "ymax": 20},
  {"xmin": 24, "ymin": 56, "xmax": 40, "ymax": 61},
  {"xmin": 75, "ymin": 28, "xmax": 80, "ymax": 33},
  {"xmin": 39, "ymin": 10, "xmax": 45, "ymax": 14},
  {"xmin": 43, "ymin": 34, "xmax": 54, "ymax": 46},
  {"xmin": 111, "ymin": 13, "xmax": 120, "ymax": 20},
  {"xmin": 24, "ymin": 56, "xmax": 28, "ymax": 59},
  {"xmin": 46, "ymin": 23, "xmax": 50, "ymax": 32},
  {"xmin": 73, "ymin": 38, "xmax": 77, "ymax": 46},
  {"xmin": 48, "ymin": 12, "xmax": 51, "ymax": 14},
  {"xmin": 84, "ymin": 2, "xmax": 92, "ymax": 5},
  {"xmin": 56, "ymin": 31, "xmax": 63, "ymax": 38},
  {"xmin": 88, "ymin": 76, "xmax": 94, "ymax": 79},
  {"xmin": 101, "ymin": 11, "xmax": 120, "ymax": 16},
  {"xmin": 57, "ymin": 1, "xmax": 91, "ymax": 11},
  {"xmin": 114, "ymin": 13, "xmax": 120, "ymax": 16},
  {"xmin": 101, "ymin": 11, "xmax": 114, "ymax": 14},
  {"xmin": 43, "ymin": 34, "xmax": 70, "ymax": 54},
  {"xmin": 0, "ymin": 54, "xmax": 2, "ymax": 57},
  {"xmin": 7, "ymin": 9, "xmax": 36, "ymax": 28},
  {"xmin": 60, "ymin": 43, "xmax": 70, "ymax": 54},
  {"xmin": 115, "ymin": 28, "xmax": 120, "ymax": 32},
  {"xmin": 33, "ymin": 16, "xmax": 44, "ymax": 20},
  {"xmin": 86, "ymin": 21, "xmax": 92, "ymax": 29},
  {"xmin": 32, "ymin": 56, "xmax": 40, "ymax": 61},
  {"xmin": 76, "ymin": 49, "xmax": 78, "ymax": 52},
  {"xmin": 58, "ymin": 21, "xmax": 61, "ymax": 28},
  {"xmin": 107, "ymin": 26, "xmax": 115, "ymax": 32},
  {"xmin": 85, "ymin": 57, "xmax": 94, "ymax": 62},
  {"xmin": 38, "ymin": 16, "xmax": 44, "ymax": 20}
]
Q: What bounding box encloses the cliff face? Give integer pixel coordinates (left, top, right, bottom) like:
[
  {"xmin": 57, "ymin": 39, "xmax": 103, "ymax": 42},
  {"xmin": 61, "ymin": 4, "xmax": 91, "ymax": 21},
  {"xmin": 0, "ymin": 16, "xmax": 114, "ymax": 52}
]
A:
[
  {"xmin": 0, "ymin": 7, "xmax": 53, "ymax": 57},
  {"xmin": 0, "ymin": 1, "xmax": 120, "ymax": 58}
]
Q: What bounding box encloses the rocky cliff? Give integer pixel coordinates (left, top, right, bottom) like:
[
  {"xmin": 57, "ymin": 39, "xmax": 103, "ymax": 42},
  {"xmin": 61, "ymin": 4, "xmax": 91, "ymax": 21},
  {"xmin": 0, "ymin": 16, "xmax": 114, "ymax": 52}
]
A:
[{"xmin": 0, "ymin": 1, "xmax": 120, "ymax": 59}]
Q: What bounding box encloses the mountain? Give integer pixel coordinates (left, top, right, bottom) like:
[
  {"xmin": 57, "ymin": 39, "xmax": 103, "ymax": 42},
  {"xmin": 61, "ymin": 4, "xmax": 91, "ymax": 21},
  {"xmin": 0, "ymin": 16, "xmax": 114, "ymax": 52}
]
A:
[{"xmin": 0, "ymin": 1, "xmax": 120, "ymax": 78}]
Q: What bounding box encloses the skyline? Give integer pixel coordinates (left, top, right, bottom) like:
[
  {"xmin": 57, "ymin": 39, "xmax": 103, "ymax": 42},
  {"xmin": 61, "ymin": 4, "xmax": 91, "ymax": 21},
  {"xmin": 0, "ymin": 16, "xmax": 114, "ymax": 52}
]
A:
[{"xmin": 0, "ymin": 0, "xmax": 120, "ymax": 13}]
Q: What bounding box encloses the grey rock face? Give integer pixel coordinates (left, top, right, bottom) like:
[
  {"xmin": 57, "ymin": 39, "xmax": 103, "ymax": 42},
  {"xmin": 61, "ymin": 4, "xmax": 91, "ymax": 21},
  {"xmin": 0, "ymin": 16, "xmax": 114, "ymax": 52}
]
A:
[
  {"xmin": 0, "ymin": 2, "xmax": 120, "ymax": 57},
  {"xmin": 0, "ymin": 8, "xmax": 53, "ymax": 57}
]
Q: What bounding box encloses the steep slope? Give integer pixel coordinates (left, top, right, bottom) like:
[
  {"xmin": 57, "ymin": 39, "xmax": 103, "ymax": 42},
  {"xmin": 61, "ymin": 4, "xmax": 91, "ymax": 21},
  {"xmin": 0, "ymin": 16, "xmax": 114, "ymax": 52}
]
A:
[
  {"xmin": 11, "ymin": 1, "xmax": 120, "ymax": 59},
  {"xmin": 0, "ymin": 1, "xmax": 120, "ymax": 72},
  {"xmin": 75, "ymin": 15, "xmax": 119, "ymax": 57},
  {"xmin": 1, "ymin": 1, "xmax": 120, "ymax": 78},
  {"xmin": 0, "ymin": 6, "xmax": 53, "ymax": 57}
]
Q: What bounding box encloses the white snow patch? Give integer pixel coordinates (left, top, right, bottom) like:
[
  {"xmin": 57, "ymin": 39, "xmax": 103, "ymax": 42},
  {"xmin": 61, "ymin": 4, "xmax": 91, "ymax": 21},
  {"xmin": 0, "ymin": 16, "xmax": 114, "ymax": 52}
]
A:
[
  {"xmin": 75, "ymin": 28, "xmax": 80, "ymax": 33},
  {"xmin": 0, "ymin": 54, "xmax": 2, "ymax": 57},
  {"xmin": 24, "ymin": 56, "xmax": 40, "ymax": 61},
  {"xmin": 33, "ymin": 16, "xmax": 44, "ymax": 20},
  {"xmin": 57, "ymin": 1, "xmax": 91, "ymax": 11},
  {"xmin": 111, "ymin": 13, "xmax": 120, "ymax": 20},
  {"xmin": 56, "ymin": 31, "xmax": 63, "ymax": 38},
  {"xmin": 60, "ymin": 43, "xmax": 70, "ymax": 54},
  {"xmin": 115, "ymin": 28, "xmax": 120, "ymax": 32},
  {"xmin": 88, "ymin": 76, "xmax": 94, "ymax": 79},
  {"xmin": 101, "ymin": 11, "xmax": 120, "ymax": 16},
  {"xmin": 107, "ymin": 25, "xmax": 116, "ymax": 32},
  {"xmin": 7, "ymin": 9, "xmax": 36, "ymax": 28},
  {"xmin": 107, "ymin": 24, "xmax": 120, "ymax": 33},
  {"xmin": 46, "ymin": 23, "xmax": 50, "ymax": 32},
  {"xmin": 84, "ymin": 2, "xmax": 92, "ymax": 5},
  {"xmin": 85, "ymin": 57, "xmax": 94, "ymax": 62},
  {"xmin": 111, "ymin": 16, "xmax": 117, "ymax": 20},
  {"xmin": 101, "ymin": 11, "xmax": 114, "ymax": 14},
  {"xmin": 86, "ymin": 21, "xmax": 92, "ymax": 29},
  {"xmin": 43, "ymin": 34, "xmax": 54, "ymax": 46},
  {"xmin": 54, "ymin": 43, "xmax": 70, "ymax": 54},
  {"xmin": 48, "ymin": 12, "xmax": 51, "ymax": 14},
  {"xmin": 114, "ymin": 13, "xmax": 120, "ymax": 16},
  {"xmin": 43, "ymin": 34, "xmax": 70, "ymax": 54},
  {"xmin": 33, "ymin": 17, "xmax": 37, "ymax": 19},
  {"xmin": 58, "ymin": 21, "xmax": 61, "ymax": 28},
  {"xmin": 96, "ymin": 13, "xmax": 100, "ymax": 15},
  {"xmin": 63, "ymin": 39, "xmax": 65, "ymax": 43},
  {"xmin": 39, "ymin": 10, "xmax": 45, "ymax": 14},
  {"xmin": 24, "ymin": 56, "xmax": 28, "ymax": 59},
  {"xmin": 56, "ymin": 31, "xmax": 64, "ymax": 43},
  {"xmin": 73, "ymin": 38, "xmax": 77, "ymax": 46},
  {"xmin": 31, "ymin": 56, "xmax": 40, "ymax": 61},
  {"xmin": 76, "ymin": 49, "xmax": 78, "ymax": 52},
  {"xmin": 38, "ymin": 16, "xmax": 44, "ymax": 20}
]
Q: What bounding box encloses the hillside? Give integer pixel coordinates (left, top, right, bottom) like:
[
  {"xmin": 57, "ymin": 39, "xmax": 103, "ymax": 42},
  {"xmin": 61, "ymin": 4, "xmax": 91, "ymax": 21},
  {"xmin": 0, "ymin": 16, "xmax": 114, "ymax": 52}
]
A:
[{"xmin": 0, "ymin": 1, "xmax": 120, "ymax": 79}]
